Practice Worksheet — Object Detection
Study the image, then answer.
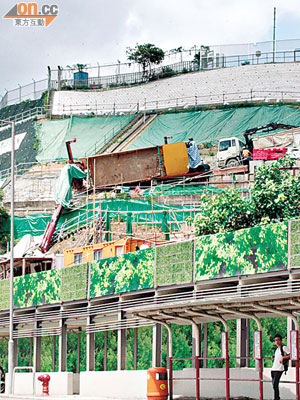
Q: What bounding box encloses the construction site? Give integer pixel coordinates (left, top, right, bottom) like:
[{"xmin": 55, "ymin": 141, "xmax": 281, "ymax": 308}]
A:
[{"xmin": 2, "ymin": 38, "xmax": 300, "ymax": 400}]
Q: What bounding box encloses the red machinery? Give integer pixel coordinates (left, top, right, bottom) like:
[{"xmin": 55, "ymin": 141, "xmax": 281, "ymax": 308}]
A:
[
  {"xmin": 253, "ymin": 147, "xmax": 288, "ymax": 160},
  {"xmin": 40, "ymin": 139, "xmax": 85, "ymax": 253}
]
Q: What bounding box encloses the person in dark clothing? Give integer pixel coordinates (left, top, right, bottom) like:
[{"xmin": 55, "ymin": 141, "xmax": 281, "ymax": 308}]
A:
[{"xmin": 271, "ymin": 334, "xmax": 290, "ymax": 400}]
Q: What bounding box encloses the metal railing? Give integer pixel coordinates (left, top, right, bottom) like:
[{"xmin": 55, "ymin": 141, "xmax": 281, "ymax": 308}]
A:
[
  {"xmin": 2, "ymin": 45, "xmax": 300, "ymax": 109},
  {"xmin": 169, "ymin": 355, "xmax": 299, "ymax": 400},
  {"xmin": 52, "ymin": 89, "xmax": 300, "ymax": 116}
]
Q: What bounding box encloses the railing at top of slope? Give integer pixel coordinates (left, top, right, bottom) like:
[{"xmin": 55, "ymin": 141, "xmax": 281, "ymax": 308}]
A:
[{"xmin": 2, "ymin": 47, "xmax": 300, "ymax": 109}]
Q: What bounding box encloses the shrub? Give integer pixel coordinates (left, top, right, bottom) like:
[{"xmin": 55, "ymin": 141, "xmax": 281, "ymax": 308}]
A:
[{"xmin": 193, "ymin": 155, "xmax": 300, "ymax": 235}]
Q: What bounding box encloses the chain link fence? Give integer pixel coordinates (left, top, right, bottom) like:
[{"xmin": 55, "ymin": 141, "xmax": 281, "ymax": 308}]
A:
[{"xmin": 1, "ymin": 38, "xmax": 300, "ymax": 109}]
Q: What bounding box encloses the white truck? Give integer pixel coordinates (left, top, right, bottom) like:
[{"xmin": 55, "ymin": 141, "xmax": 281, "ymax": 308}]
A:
[{"xmin": 217, "ymin": 123, "xmax": 300, "ymax": 168}]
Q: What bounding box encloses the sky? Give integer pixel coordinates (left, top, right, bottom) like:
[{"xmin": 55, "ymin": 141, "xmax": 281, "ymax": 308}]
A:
[{"xmin": 0, "ymin": 0, "xmax": 300, "ymax": 95}]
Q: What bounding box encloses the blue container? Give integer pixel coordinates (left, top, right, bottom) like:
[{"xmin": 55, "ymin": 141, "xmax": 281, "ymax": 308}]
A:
[{"xmin": 74, "ymin": 71, "xmax": 88, "ymax": 87}]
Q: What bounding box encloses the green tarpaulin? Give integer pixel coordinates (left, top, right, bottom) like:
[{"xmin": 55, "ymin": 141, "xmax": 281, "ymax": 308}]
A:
[
  {"xmin": 142, "ymin": 184, "xmax": 225, "ymax": 196},
  {"xmin": 13, "ymin": 198, "xmax": 201, "ymax": 239},
  {"xmin": 128, "ymin": 106, "xmax": 300, "ymax": 149},
  {"xmin": 36, "ymin": 115, "xmax": 134, "ymax": 162},
  {"xmin": 54, "ymin": 164, "xmax": 86, "ymax": 208}
]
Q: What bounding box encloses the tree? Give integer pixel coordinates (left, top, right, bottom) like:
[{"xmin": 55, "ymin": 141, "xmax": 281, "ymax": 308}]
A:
[
  {"xmin": 66, "ymin": 63, "xmax": 87, "ymax": 73},
  {"xmin": 0, "ymin": 190, "xmax": 9, "ymax": 254},
  {"xmin": 193, "ymin": 155, "xmax": 300, "ymax": 236},
  {"xmin": 126, "ymin": 43, "xmax": 165, "ymax": 80},
  {"xmin": 192, "ymin": 46, "xmax": 213, "ymax": 70}
]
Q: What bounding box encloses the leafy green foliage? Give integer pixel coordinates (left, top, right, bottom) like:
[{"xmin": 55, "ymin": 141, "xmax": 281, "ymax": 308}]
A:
[
  {"xmin": 0, "ymin": 190, "xmax": 9, "ymax": 248},
  {"xmin": 17, "ymin": 338, "xmax": 31, "ymax": 368},
  {"xmin": 0, "ymin": 339, "xmax": 8, "ymax": 373},
  {"xmin": 194, "ymin": 155, "xmax": 300, "ymax": 236},
  {"xmin": 194, "ymin": 189, "xmax": 255, "ymax": 236},
  {"xmin": 290, "ymin": 220, "xmax": 300, "ymax": 267},
  {"xmin": 90, "ymin": 248, "xmax": 154, "ymax": 298},
  {"xmin": 195, "ymin": 222, "xmax": 287, "ymax": 280},
  {"xmin": 67, "ymin": 332, "xmax": 86, "ymax": 372},
  {"xmin": 14, "ymin": 269, "xmax": 61, "ymax": 308},
  {"xmin": 252, "ymin": 155, "xmax": 300, "ymax": 221},
  {"xmin": 126, "ymin": 43, "xmax": 165, "ymax": 77},
  {"xmin": 61, "ymin": 263, "xmax": 88, "ymax": 301},
  {"xmin": 161, "ymin": 325, "xmax": 192, "ymax": 370},
  {"xmin": 156, "ymin": 241, "xmax": 193, "ymax": 285},
  {"xmin": 0, "ymin": 280, "xmax": 9, "ymax": 310}
]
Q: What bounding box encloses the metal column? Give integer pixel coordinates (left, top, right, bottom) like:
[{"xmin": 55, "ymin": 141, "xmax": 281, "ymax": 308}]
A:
[
  {"xmin": 58, "ymin": 319, "xmax": 67, "ymax": 372},
  {"xmin": 33, "ymin": 321, "xmax": 41, "ymax": 372},
  {"xmin": 86, "ymin": 317, "xmax": 95, "ymax": 371},
  {"xmin": 76, "ymin": 331, "xmax": 81, "ymax": 373},
  {"xmin": 152, "ymin": 324, "xmax": 162, "ymax": 367},
  {"xmin": 236, "ymin": 318, "xmax": 249, "ymax": 367},
  {"xmin": 117, "ymin": 311, "xmax": 126, "ymax": 370}
]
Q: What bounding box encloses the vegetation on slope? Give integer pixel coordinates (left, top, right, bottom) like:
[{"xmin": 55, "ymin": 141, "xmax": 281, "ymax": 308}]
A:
[{"xmin": 193, "ymin": 155, "xmax": 300, "ymax": 235}]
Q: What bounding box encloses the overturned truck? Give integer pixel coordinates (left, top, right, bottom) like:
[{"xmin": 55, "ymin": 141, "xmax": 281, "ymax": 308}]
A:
[{"xmin": 86, "ymin": 141, "xmax": 205, "ymax": 188}]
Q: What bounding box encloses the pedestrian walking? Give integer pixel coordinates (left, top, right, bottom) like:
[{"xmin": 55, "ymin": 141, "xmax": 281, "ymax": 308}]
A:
[{"xmin": 271, "ymin": 333, "xmax": 290, "ymax": 400}]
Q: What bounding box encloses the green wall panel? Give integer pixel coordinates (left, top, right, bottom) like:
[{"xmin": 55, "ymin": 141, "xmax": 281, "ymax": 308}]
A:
[
  {"xmin": 290, "ymin": 220, "xmax": 300, "ymax": 267},
  {"xmin": 156, "ymin": 241, "xmax": 193, "ymax": 286},
  {"xmin": 0, "ymin": 279, "xmax": 9, "ymax": 310},
  {"xmin": 14, "ymin": 269, "xmax": 61, "ymax": 308},
  {"xmin": 90, "ymin": 248, "xmax": 154, "ymax": 298},
  {"xmin": 4, "ymin": 221, "xmax": 289, "ymax": 310},
  {"xmin": 195, "ymin": 222, "xmax": 288, "ymax": 281},
  {"xmin": 61, "ymin": 263, "xmax": 88, "ymax": 301}
]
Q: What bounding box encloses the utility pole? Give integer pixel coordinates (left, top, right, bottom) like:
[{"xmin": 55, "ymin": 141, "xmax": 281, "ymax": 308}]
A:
[
  {"xmin": 0, "ymin": 119, "xmax": 15, "ymax": 394},
  {"xmin": 273, "ymin": 7, "xmax": 276, "ymax": 63}
]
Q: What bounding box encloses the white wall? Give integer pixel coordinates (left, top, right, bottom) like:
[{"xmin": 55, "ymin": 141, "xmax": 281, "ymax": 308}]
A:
[
  {"xmin": 52, "ymin": 63, "xmax": 300, "ymax": 115},
  {"xmin": 173, "ymin": 367, "xmax": 296, "ymax": 400},
  {"xmin": 6, "ymin": 371, "xmax": 73, "ymax": 396},
  {"xmin": 6, "ymin": 367, "xmax": 297, "ymax": 399},
  {"xmin": 80, "ymin": 370, "xmax": 148, "ymax": 398},
  {"xmin": 81, "ymin": 368, "xmax": 296, "ymax": 399}
]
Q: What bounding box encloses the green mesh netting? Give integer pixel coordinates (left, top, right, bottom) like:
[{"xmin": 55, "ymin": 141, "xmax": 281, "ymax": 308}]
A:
[
  {"xmin": 54, "ymin": 164, "xmax": 86, "ymax": 208},
  {"xmin": 36, "ymin": 115, "xmax": 134, "ymax": 162},
  {"xmin": 128, "ymin": 106, "xmax": 300, "ymax": 149},
  {"xmin": 13, "ymin": 199, "xmax": 201, "ymax": 239}
]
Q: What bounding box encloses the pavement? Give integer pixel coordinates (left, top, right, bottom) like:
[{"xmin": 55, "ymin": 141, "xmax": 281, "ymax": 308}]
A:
[{"xmin": 9, "ymin": 396, "xmax": 247, "ymax": 399}]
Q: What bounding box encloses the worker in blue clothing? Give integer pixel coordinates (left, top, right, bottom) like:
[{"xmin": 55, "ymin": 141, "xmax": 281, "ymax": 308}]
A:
[{"xmin": 186, "ymin": 138, "xmax": 210, "ymax": 173}]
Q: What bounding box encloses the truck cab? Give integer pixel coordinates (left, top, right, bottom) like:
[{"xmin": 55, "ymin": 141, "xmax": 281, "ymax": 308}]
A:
[{"xmin": 217, "ymin": 137, "xmax": 245, "ymax": 167}]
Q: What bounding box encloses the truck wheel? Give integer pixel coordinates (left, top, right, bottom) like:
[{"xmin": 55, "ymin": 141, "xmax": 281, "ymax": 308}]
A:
[{"xmin": 226, "ymin": 158, "xmax": 240, "ymax": 167}]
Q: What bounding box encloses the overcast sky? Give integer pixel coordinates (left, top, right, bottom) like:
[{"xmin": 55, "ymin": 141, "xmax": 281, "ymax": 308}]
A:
[{"xmin": 1, "ymin": 0, "xmax": 300, "ymax": 95}]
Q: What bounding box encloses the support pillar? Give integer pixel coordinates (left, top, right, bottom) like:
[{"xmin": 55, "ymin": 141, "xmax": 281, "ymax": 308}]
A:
[
  {"xmin": 152, "ymin": 324, "xmax": 162, "ymax": 367},
  {"xmin": 117, "ymin": 311, "xmax": 126, "ymax": 370},
  {"xmin": 13, "ymin": 337, "xmax": 18, "ymax": 368},
  {"xmin": 58, "ymin": 319, "xmax": 67, "ymax": 372},
  {"xmin": 236, "ymin": 318, "xmax": 249, "ymax": 367},
  {"xmin": 288, "ymin": 317, "xmax": 296, "ymax": 367},
  {"xmin": 202, "ymin": 323, "xmax": 208, "ymax": 368},
  {"xmin": 192, "ymin": 324, "xmax": 202, "ymax": 367},
  {"xmin": 76, "ymin": 331, "xmax": 81, "ymax": 373},
  {"xmin": 86, "ymin": 317, "xmax": 95, "ymax": 371},
  {"xmin": 33, "ymin": 322, "xmax": 41, "ymax": 372},
  {"xmin": 133, "ymin": 328, "xmax": 138, "ymax": 370},
  {"xmin": 22, "ymin": 259, "xmax": 26, "ymax": 276}
]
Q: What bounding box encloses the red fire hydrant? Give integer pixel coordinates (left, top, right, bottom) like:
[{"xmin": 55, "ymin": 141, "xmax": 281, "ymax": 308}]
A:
[{"xmin": 38, "ymin": 374, "xmax": 51, "ymax": 396}]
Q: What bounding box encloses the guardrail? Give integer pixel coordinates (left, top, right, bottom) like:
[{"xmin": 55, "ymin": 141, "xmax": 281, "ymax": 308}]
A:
[
  {"xmin": 52, "ymin": 89, "xmax": 300, "ymax": 116},
  {"xmin": 2, "ymin": 47, "xmax": 300, "ymax": 109}
]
